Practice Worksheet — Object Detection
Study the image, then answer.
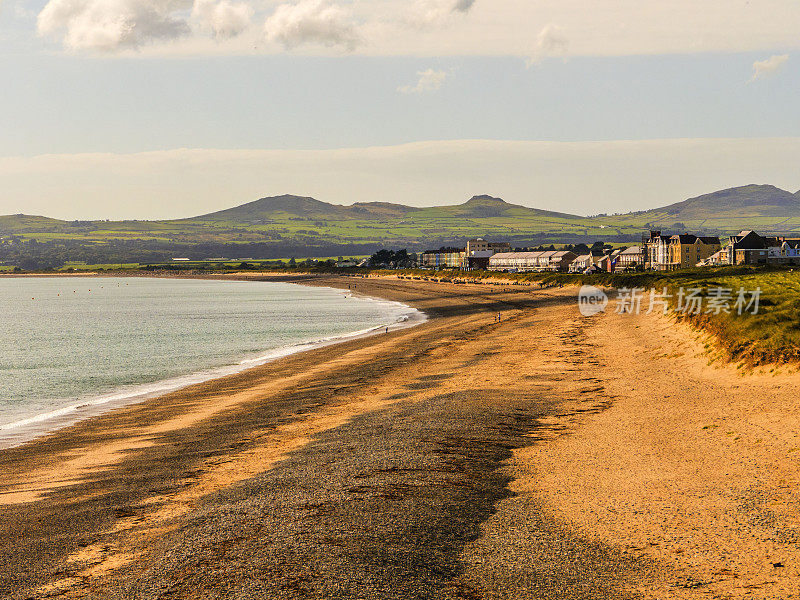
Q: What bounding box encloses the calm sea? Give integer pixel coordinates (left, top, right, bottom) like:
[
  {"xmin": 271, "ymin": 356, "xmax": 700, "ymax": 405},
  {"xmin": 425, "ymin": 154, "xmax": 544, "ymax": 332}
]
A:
[{"xmin": 0, "ymin": 277, "xmax": 419, "ymax": 447}]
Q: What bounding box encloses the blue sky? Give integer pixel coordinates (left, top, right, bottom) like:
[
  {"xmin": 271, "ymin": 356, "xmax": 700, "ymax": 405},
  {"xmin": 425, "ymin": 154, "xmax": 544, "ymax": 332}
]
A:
[
  {"xmin": 2, "ymin": 53, "xmax": 800, "ymax": 156},
  {"xmin": 0, "ymin": 0, "xmax": 798, "ymax": 218}
]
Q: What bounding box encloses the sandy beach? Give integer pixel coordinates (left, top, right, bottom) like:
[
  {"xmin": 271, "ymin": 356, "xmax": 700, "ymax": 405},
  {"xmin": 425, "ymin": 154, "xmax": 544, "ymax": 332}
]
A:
[{"xmin": 2, "ymin": 274, "xmax": 800, "ymax": 599}]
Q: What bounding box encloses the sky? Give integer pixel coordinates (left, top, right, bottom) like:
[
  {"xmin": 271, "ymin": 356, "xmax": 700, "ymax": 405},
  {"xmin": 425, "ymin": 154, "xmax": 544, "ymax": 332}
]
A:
[{"xmin": 0, "ymin": 0, "xmax": 798, "ymax": 219}]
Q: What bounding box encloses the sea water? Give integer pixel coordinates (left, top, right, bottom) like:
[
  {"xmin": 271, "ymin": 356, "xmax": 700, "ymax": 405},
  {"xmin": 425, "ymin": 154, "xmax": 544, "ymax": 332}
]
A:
[{"xmin": 0, "ymin": 277, "xmax": 419, "ymax": 447}]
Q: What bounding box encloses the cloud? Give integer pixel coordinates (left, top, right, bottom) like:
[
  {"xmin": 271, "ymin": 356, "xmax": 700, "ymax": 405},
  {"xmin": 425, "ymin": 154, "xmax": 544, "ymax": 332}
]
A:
[
  {"xmin": 191, "ymin": 0, "xmax": 252, "ymax": 39},
  {"xmin": 264, "ymin": 0, "xmax": 360, "ymax": 51},
  {"xmin": 37, "ymin": 0, "xmax": 191, "ymax": 51},
  {"xmin": 528, "ymin": 23, "xmax": 569, "ymax": 65},
  {"xmin": 28, "ymin": 1, "xmax": 800, "ymax": 58},
  {"xmin": 749, "ymin": 54, "xmax": 789, "ymax": 82},
  {"xmin": 452, "ymin": 0, "xmax": 476, "ymax": 13},
  {"xmin": 404, "ymin": 0, "xmax": 476, "ymax": 28},
  {"xmin": 399, "ymin": 68, "xmax": 448, "ymax": 94}
]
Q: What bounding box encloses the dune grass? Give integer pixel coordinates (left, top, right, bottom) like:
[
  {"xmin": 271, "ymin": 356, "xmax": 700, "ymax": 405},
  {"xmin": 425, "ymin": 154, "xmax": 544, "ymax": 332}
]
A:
[
  {"xmin": 542, "ymin": 268, "xmax": 800, "ymax": 366},
  {"xmin": 673, "ymin": 271, "xmax": 800, "ymax": 365},
  {"xmin": 386, "ymin": 265, "xmax": 800, "ymax": 366}
]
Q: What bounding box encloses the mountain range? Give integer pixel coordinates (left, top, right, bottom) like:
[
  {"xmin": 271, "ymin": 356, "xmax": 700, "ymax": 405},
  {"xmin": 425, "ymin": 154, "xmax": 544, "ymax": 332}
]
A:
[{"xmin": 1, "ymin": 184, "xmax": 799, "ymax": 268}]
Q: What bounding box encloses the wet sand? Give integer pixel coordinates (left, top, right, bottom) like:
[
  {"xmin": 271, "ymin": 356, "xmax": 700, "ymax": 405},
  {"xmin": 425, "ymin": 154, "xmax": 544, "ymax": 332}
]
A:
[{"xmin": 1, "ymin": 275, "xmax": 798, "ymax": 599}]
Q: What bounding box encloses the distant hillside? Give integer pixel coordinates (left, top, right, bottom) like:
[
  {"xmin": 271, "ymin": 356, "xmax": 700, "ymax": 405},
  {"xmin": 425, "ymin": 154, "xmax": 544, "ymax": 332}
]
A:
[
  {"xmin": 194, "ymin": 194, "xmax": 414, "ymax": 222},
  {"xmin": 0, "ymin": 214, "xmax": 67, "ymax": 233},
  {"xmin": 405, "ymin": 194, "xmax": 582, "ymax": 220},
  {"xmin": 2, "ymin": 185, "xmax": 800, "ymax": 269},
  {"xmin": 190, "ymin": 193, "xmax": 581, "ymax": 224},
  {"xmin": 170, "ymin": 193, "xmax": 615, "ymax": 248},
  {"xmin": 653, "ymin": 185, "xmax": 800, "ymax": 219},
  {"xmin": 607, "ymin": 185, "xmax": 800, "ymax": 235}
]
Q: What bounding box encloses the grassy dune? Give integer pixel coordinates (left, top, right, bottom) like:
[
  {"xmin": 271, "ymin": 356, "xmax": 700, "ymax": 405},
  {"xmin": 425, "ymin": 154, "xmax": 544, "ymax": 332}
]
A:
[
  {"xmin": 393, "ymin": 266, "xmax": 800, "ymax": 366},
  {"xmin": 562, "ymin": 269, "xmax": 800, "ymax": 366}
]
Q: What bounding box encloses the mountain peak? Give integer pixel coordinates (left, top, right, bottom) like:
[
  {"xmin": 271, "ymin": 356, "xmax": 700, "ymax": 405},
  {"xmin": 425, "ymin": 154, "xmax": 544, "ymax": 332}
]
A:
[
  {"xmin": 463, "ymin": 195, "xmax": 508, "ymax": 205},
  {"xmin": 252, "ymin": 194, "xmax": 328, "ymax": 208},
  {"xmin": 685, "ymin": 184, "xmax": 798, "ymax": 207},
  {"xmin": 640, "ymin": 184, "xmax": 800, "ymax": 226},
  {"xmin": 196, "ymin": 194, "xmax": 337, "ymax": 220},
  {"xmin": 728, "ymin": 184, "xmax": 783, "ymax": 194}
]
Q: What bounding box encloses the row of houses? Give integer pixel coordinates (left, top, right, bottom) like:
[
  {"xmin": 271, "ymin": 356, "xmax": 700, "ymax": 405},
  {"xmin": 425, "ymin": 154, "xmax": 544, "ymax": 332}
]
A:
[
  {"xmin": 597, "ymin": 230, "xmax": 800, "ymax": 272},
  {"xmin": 420, "ymin": 239, "xmax": 511, "ymax": 270},
  {"xmin": 644, "ymin": 231, "xmax": 721, "ymax": 271},
  {"xmin": 488, "ymin": 250, "xmax": 577, "ymax": 272},
  {"xmin": 488, "ymin": 243, "xmax": 653, "ymax": 274},
  {"xmin": 704, "ymin": 231, "xmax": 800, "ymax": 266},
  {"xmin": 419, "ymin": 230, "xmax": 800, "ymax": 275},
  {"xmin": 569, "ymin": 246, "xmax": 644, "ymax": 273},
  {"xmin": 423, "ymin": 239, "xmax": 645, "ymax": 274},
  {"xmin": 646, "ymin": 230, "xmax": 800, "ymax": 269}
]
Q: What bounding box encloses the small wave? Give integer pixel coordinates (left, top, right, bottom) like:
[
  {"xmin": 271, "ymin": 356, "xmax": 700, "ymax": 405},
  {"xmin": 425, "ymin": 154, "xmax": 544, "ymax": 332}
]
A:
[{"xmin": 0, "ymin": 294, "xmax": 425, "ymax": 447}]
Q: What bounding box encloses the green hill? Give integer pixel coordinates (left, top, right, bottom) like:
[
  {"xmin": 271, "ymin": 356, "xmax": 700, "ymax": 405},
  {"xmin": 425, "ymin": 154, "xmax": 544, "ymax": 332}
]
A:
[
  {"xmin": 662, "ymin": 185, "xmax": 800, "ymax": 218},
  {"xmin": 194, "ymin": 194, "xmax": 414, "ymax": 222},
  {"xmin": 2, "ymin": 185, "xmax": 800, "ymax": 268},
  {"xmin": 0, "ymin": 214, "xmax": 69, "ymax": 233},
  {"xmin": 607, "ymin": 184, "xmax": 800, "ymax": 235},
  {"xmin": 6, "ymin": 193, "xmax": 610, "ymax": 247}
]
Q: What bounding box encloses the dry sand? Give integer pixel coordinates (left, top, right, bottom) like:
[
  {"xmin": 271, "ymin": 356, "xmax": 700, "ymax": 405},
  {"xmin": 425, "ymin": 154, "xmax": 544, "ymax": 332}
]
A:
[
  {"xmin": 1, "ymin": 275, "xmax": 799, "ymax": 598},
  {"xmin": 512, "ymin": 294, "xmax": 800, "ymax": 599}
]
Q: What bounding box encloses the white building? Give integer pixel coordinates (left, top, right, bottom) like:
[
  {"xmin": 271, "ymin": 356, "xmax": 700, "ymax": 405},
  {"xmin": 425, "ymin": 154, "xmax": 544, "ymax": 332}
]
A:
[{"xmin": 489, "ymin": 250, "xmax": 577, "ymax": 272}]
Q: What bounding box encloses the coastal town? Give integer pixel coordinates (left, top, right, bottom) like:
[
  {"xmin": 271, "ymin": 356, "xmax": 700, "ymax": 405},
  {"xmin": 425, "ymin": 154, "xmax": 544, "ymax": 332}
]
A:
[
  {"xmin": 414, "ymin": 230, "xmax": 800, "ymax": 273},
  {"xmin": 6, "ymin": 0, "xmax": 800, "ymax": 596}
]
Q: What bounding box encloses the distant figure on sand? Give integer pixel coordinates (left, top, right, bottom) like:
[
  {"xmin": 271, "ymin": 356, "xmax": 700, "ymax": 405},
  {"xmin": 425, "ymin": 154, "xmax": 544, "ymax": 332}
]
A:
[{"xmin": 386, "ymin": 326, "xmax": 389, "ymax": 334}]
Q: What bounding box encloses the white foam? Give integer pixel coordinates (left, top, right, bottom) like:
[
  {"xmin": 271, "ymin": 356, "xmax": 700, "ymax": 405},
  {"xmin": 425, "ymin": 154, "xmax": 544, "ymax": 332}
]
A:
[{"xmin": 0, "ymin": 290, "xmax": 425, "ymax": 449}]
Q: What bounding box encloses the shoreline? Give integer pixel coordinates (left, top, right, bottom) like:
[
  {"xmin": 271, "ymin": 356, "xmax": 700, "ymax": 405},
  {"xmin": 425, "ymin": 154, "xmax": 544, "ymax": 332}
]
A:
[
  {"xmin": 2, "ymin": 278, "xmax": 659, "ymax": 600},
  {"xmin": 0, "ymin": 276, "xmax": 425, "ymax": 450},
  {"xmin": 5, "ymin": 276, "xmax": 799, "ymax": 598},
  {"xmin": 3, "ymin": 277, "xmax": 586, "ymax": 599}
]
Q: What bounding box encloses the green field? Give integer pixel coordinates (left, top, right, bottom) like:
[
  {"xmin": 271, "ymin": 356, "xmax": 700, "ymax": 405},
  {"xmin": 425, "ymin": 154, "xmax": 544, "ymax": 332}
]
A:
[
  {"xmin": 4, "ymin": 185, "xmax": 800, "ymax": 252},
  {"xmin": 2, "ymin": 185, "xmax": 799, "ymax": 270},
  {"xmin": 0, "ymin": 197, "xmax": 636, "ymax": 248},
  {"xmin": 597, "ymin": 184, "xmax": 800, "ymax": 235},
  {"xmin": 58, "ymin": 262, "xmax": 142, "ymax": 271},
  {"xmin": 51, "ymin": 255, "xmax": 369, "ymax": 272}
]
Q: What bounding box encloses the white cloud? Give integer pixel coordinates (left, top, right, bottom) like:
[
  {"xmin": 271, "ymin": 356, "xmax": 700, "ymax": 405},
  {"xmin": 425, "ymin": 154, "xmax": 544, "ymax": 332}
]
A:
[
  {"xmin": 2, "ymin": 138, "xmax": 800, "ymax": 220},
  {"xmin": 264, "ymin": 0, "xmax": 360, "ymax": 51},
  {"xmin": 28, "ymin": 1, "xmax": 800, "ymax": 58},
  {"xmin": 403, "ymin": 0, "xmax": 476, "ymax": 28},
  {"xmin": 399, "ymin": 68, "xmax": 448, "ymax": 94},
  {"xmin": 750, "ymin": 54, "xmax": 790, "ymax": 82},
  {"xmin": 37, "ymin": 0, "xmax": 191, "ymax": 51},
  {"xmin": 528, "ymin": 23, "xmax": 569, "ymax": 65},
  {"xmin": 191, "ymin": 0, "xmax": 252, "ymax": 39}
]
